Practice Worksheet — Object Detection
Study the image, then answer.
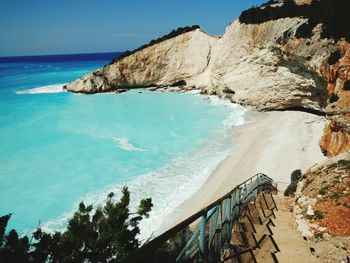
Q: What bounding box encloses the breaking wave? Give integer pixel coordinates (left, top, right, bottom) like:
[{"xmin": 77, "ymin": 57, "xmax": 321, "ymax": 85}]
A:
[
  {"xmin": 16, "ymin": 83, "xmax": 66, "ymax": 94},
  {"xmin": 39, "ymin": 98, "xmax": 252, "ymax": 241}
]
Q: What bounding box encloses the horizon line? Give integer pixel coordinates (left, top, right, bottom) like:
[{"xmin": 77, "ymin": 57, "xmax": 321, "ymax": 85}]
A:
[{"xmin": 0, "ymin": 50, "xmax": 124, "ymax": 59}]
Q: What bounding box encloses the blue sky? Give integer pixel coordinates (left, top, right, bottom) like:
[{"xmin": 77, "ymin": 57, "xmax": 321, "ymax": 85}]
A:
[{"xmin": 0, "ymin": 0, "xmax": 266, "ymax": 57}]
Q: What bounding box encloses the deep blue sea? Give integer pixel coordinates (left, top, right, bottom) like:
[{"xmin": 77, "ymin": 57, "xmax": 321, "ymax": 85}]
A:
[{"xmin": 0, "ymin": 52, "xmax": 247, "ymax": 239}]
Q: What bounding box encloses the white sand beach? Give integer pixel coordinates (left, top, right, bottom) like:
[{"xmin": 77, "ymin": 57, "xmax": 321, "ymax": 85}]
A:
[{"xmin": 161, "ymin": 110, "xmax": 327, "ymax": 232}]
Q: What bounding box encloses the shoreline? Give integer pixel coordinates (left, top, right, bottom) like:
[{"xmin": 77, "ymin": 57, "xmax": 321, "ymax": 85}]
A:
[{"xmin": 159, "ymin": 110, "xmax": 327, "ymax": 234}]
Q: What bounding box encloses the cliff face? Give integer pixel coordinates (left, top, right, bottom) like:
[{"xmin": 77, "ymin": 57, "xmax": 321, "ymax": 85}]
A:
[
  {"xmin": 65, "ymin": 30, "xmax": 215, "ymax": 93},
  {"xmin": 65, "ymin": 18, "xmax": 330, "ymax": 111},
  {"xmin": 64, "ymin": 0, "xmax": 350, "ymax": 157},
  {"xmin": 320, "ymin": 41, "xmax": 350, "ymax": 157},
  {"xmin": 200, "ymin": 19, "xmax": 330, "ymax": 111}
]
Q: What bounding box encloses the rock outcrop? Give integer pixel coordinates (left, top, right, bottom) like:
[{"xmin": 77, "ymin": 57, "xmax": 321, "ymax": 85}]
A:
[
  {"xmin": 292, "ymin": 153, "xmax": 350, "ymax": 262},
  {"xmin": 64, "ymin": 0, "xmax": 350, "ymax": 157},
  {"xmin": 65, "ymin": 18, "xmax": 331, "ymax": 112},
  {"xmin": 320, "ymin": 41, "xmax": 350, "ymax": 157},
  {"xmin": 65, "ymin": 29, "xmax": 215, "ymax": 93}
]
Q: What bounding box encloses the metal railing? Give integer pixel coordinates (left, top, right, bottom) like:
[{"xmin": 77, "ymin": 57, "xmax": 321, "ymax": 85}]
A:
[{"xmin": 126, "ymin": 173, "xmax": 277, "ymax": 263}]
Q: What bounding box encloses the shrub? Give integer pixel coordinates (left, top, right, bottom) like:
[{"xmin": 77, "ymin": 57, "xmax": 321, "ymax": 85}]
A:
[
  {"xmin": 338, "ymin": 159, "xmax": 350, "ymax": 169},
  {"xmin": 314, "ymin": 233, "xmax": 323, "ymax": 239},
  {"xmin": 239, "ymin": 0, "xmax": 300, "ymax": 24},
  {"xmin": 343, "ymin": 80, "xmax": 350, "ymax": 91},
  {"xmin": 296, "ymin": 22, "xmax": 314, "ymax": 39},
  {"xmin": 284, "ymin": 169, "xmax": 302, "ymax": 196},
  {"xmin": 330, "ymin": 193, "xmax": 340, "ymax": 200},
  {"xmin": 0, "ymin": 187, "xmax": 153, "ymax": 263},
  {"xmin": 329, "ymin": 93, "xmax": 339, "ymax": 103},
  {"xmin": 314, "ymin": 210, "xmax": 324, "ymax": 220},
  {"xmin": 284, "ymin": 184, "xmax": 297, "ymax": 196},
  {"xmin": 328, "ymin": 50, "xmax": 342, "ymax": 65},
  {"xmin": 239, "ymin": 0, "xmax": 350, "ymax": 43},
  {"xmin": 291, "ymin": 169, "xmax": 302, "ymax": 182},
  {"xmin": 318, "ymin": 186, "xmax": 328, "ymax": 195}
]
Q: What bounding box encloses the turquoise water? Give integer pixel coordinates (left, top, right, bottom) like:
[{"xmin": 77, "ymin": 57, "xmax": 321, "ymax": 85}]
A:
[{"xmin": 0, "ymin": 53, "xmax": 247, "ymax": 238}]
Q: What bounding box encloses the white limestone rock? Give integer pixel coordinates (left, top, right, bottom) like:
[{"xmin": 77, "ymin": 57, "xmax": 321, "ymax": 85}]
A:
[{"xmin": 65, "ymin": 16, "xmax": 334, "ymax": 112}]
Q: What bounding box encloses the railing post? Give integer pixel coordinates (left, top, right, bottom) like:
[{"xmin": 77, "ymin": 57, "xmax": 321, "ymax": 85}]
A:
[{"xmin": 198, "ymin": 214, "xmax": 207, "ymax": 262}]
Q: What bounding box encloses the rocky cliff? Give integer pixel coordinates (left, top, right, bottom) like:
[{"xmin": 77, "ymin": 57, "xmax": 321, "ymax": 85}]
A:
[
  {"xmin": 292, "ymin": 153, "xmax": 350, "ymax": 261},
  {"xmin": 64, "ymin": 0, "xmax": 350, "ymax": 157},
  {"xmin": 65, "ymin": 18, "xmax": 330, "ymax": 112},
  {"xmin": 64, "ymin": 28, "xmax": 215, "ymax": 93},
  {"xmin": 320, "ymin": 41, "xmax": 350, "ymax": 157}
]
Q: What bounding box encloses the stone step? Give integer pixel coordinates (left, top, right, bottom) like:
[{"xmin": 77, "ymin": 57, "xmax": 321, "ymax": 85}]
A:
[
  {"xmin": 223, "ymin": 193, "xmax": 318, "ymax": 263},
  {"xmin": 254, "ymin": 249, "xmax": 278, "ymax": 263},
  {"xmin": 270, "ymin": 194, "xmax": 318, "ymax": 263}
]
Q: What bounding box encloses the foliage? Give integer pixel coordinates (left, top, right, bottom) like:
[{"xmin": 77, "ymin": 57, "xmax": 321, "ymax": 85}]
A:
[
  {"xmin": 110, "ymin": 25, "xmax": 200, "ymax": 64},
  {"xmin": 328, "ymin": 51, "xmax": 341, "ymax": 65},
  {"xmin": 329, "ymin": 93, "xmax": 339, "ymax": 103},
  {"xmin": 284, "ymin": 169, "xmax": 302, "ymax": 196},
  {"xmin": 318, "ymin": 185, "xmax": 329, "ymax": 195},
  {"xmin": 314, "ymin": 233, "xmax": 323, "ymax": 239},
  {"xmin": 343, "ymin": 80, "xmax": 350, "ymax": 91},
  {"xmin": 0, "ymin": 214, "xmax": 30, "ymax": 263},
  {"xmin": 337, "ymin": 159, "xmax": 350, "ymax": 169},
  {"xmin": 314, "ymin": 210, "xmax": 324, "ymax": 220},
  {"xmin": 290, "ymin": 169, "xmax": 302, "ymax": 182},
  {"xmin": 330, "ymin": 192, "xmax": 340, "ymax": 201},
  {"xmin": 284, "ymin": 184, "xmax": 297, "ymax": 197},
  {"xmin": 239, "ymin": 0, "xmax": 350, "ymax": 42},
  {"xmin": 295, "ymin": 22, "xmax": 314, "ymax": 39},
  {"xmin": 0, "ymin": 187, "xmax": 153, "ymax": 263}
]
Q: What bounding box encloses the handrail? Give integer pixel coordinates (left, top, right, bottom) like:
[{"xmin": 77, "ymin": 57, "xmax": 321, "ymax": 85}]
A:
[{"xmin": 126, "ymin": 173, "xmax": 277, "ymax": 262}]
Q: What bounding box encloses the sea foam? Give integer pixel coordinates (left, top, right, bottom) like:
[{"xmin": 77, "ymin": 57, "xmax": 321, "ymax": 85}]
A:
[
  {"xmin": 16, "ymin": 83, "xmax": 67, "ymax": 94},
  {"xmin": 40, "ymin": 98, "xmax": 250, "ymax": 242},
  {"xmin": 41, "ymin": 133, "xmax": 235, "ymax": 241},
  {"xmin": 112, "ymin": 137, "xmax": 146, "ymax": 152}
]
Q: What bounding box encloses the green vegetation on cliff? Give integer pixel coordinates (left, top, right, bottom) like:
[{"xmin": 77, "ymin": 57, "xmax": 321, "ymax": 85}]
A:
[
  {"xmin": 239, "ymin": 0, "xmax": 350, "ymax": 42},
  {"xmin": 284, "ymin": 169, "xmax": 302, "ymax": 196}
]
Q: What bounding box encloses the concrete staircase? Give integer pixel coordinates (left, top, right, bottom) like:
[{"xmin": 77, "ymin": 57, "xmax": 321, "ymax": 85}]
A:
[
  {"xmin": 267, "ymin": 194, "xmax": 318, "ymax": 263},
  {"xmin": 221, "ymin": 192, "xmax": 317, "ymax": 263}
]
